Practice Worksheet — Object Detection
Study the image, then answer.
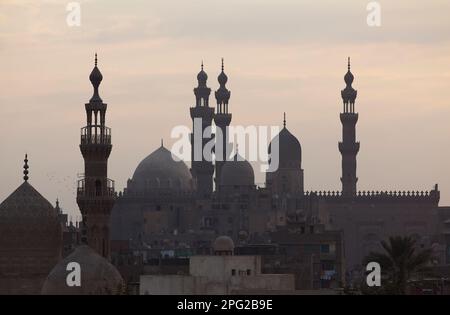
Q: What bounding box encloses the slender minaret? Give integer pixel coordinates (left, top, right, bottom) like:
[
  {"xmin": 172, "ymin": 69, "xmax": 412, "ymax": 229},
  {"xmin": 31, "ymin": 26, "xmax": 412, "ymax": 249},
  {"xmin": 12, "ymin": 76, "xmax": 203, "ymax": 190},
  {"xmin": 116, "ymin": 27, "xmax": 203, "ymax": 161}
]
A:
[
  {"xmin": 190, "ymin": 62, "xmax": 215, "ymax": 197},
  {"xmin": 214, "ymin": 58, "xmax": 232, "ymax": 188},
  {"xmin": 77, "ymin": 54, "xmax": 115, "ymax": 258},
  {"xmin": 339, "ymin": 57, "xmax": 360, "ymax": 196}
]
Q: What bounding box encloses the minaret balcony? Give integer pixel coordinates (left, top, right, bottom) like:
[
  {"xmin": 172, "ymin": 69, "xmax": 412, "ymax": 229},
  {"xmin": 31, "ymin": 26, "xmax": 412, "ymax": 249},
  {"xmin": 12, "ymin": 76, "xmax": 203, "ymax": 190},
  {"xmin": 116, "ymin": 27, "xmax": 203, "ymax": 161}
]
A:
[
  {"xmin": 339, "ymin": 142, "xmax": 360, "ymax": 154},
  {"xmin": 80, "ymin": 126, "xmax": 111, "ymax": 145},
  {"xmin": 77, "ymin": 178, "xmax": 116, "ymax": 199}
]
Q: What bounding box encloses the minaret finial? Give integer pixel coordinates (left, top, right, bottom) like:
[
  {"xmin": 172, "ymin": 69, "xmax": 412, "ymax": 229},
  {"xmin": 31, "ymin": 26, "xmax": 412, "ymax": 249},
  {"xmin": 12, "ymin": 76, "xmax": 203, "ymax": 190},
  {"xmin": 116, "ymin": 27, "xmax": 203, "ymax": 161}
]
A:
[
  {"xmin": 221, "ymin": 58, "xmax": 224, "ymax": 72},
  {"xmin": 161, "ymin": 138, "xmax": 164, "ymax": 147},
  {"xmin": 95, "ymin": 53, "xmax": 98, "ymax": 67},
  {"xmin": 283, "ymin": 112, "xmax": 286, "ymax": 128},
  {"xmin": 201, "ymin": 60, "xmax": 204, "ymax": 71},
  {"xmin": 348, "ymin": 56, "xmax": 351, "ymax": 71},
  {"xmin": 23, "ymin": 154, "xmax": 29, "ymax": 182}
]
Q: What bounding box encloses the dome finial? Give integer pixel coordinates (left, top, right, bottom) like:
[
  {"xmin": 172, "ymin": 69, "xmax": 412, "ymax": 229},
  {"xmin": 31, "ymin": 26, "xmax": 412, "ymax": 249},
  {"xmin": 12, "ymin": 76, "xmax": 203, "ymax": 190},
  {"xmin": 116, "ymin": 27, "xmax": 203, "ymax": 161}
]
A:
[
  {"xmin": 55, "ymin": 198, "xmax": 61, "ymax": 213},
  {"xmin": 161, "ymin": 138, "xmax": 164, "ymax": 147},
  {"xmin": 23, "ymin": 154, "xmax": 29, "ymax": 182},
  {"xmin": 283, "ymin": 112, "xmax": 286, "ymax": 128},
  {"xmin": 95, "ymin": 52, "xmax": 98, "ymax": 67}
]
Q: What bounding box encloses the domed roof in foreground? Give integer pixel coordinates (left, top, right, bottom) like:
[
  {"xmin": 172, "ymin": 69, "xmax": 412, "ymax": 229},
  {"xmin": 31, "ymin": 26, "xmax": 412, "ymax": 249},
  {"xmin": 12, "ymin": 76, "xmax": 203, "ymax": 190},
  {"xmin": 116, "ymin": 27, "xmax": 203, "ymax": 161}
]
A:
[
  {"xmin": 42, "ymin": 245, "xmax": 124, "ymax": 295},
  {"xmin": 220, "ymin": 154, "xmax": 255, "ymax": 187},
  {"xmin": 213, "ymin": 235, "xmax": 235, "ymax": 254},
  {"xmin": 0, "ymin": 176, "xmax": 62, "ymax": 294},
  {"xmin": 0, "ymin": 181, "xmax": 62, "ymax": 259},
  {"xmin": 268, "ymin": 126, "xmax": 302, "ymax": 168},
  {"xmin": 129, "ymin": 145, "xmax": 193, "ymax": 193},
  {"xmin": 0, "ymin": 181, "xmax": 59, "ymax": 220}
]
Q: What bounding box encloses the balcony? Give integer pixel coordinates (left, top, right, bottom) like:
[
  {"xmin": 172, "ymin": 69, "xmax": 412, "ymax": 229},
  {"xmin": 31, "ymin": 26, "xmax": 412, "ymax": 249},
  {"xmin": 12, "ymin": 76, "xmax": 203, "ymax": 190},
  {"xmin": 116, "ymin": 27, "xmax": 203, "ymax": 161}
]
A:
[
  {"xmin": 77, "ymin": 178, "xmax": 115, "ymax": 198},
  {"xmin": 81, "ymin": 125, "xmax": 111, "ymax": 145}
]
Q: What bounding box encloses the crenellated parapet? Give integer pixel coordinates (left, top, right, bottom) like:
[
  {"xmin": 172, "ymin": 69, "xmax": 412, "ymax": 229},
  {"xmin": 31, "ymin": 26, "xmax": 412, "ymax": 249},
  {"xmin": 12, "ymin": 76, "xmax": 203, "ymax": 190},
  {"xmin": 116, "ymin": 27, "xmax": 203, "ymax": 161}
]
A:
[{"xmin": 305, "ymin": 187, "xmax": 440, "ymax": 204}]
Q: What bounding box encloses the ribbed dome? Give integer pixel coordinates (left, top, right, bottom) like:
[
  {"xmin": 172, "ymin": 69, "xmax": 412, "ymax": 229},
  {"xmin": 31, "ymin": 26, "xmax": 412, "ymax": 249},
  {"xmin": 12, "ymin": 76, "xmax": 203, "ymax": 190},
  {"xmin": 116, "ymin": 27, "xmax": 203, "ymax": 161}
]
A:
[
  {"xmin": 268, "ymin": 127, "xmax": 302, "ymax": 168},
  {"xmin": 220, "ymin": 154, "xmax": 255, "ymax": 187},
  {"xmin": 42, "ymin": 245, "xmax": 124, "ymax": 295},
  {"xmin": 129, "ymin": 145, "xmax": 193, "ymax": 193},
  {"xmin": 0, "ymin": 181, "xmax": 62, "ymax": 294}
]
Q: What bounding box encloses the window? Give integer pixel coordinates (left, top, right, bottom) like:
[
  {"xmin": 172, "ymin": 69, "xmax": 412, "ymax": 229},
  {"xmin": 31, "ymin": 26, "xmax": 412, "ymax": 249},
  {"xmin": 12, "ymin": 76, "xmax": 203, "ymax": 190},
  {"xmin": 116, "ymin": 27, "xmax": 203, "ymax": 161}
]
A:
[
  {"xmin": 320, "ymin": 244, "xmax": 330, "ymax": 254},
  {"xmin": 246, "ymin": 269, "xmax": 251, "ymax": 276},
  {"xmin": 231, "ymin": 269, "xmax": 236, "ymax": 276}
]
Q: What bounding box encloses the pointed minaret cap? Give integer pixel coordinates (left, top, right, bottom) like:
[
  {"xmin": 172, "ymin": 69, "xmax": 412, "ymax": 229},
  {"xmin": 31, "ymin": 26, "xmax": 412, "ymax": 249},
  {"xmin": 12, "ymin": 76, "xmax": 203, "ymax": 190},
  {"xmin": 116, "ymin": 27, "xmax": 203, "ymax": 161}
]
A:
[
  {"xmin": 344, "ymin": 56, "xmax": 354, "ymax": 86},
  {"xmin": 197, "ymin": 60, "xmax": 208, "ymax": 84},
  {"xmin": 218, "ymin": 58, "xmax": 228, "ymax": 86},
  {"xmin": 89, "ymin": 53, "xmax": 103, "ymax": 102}
]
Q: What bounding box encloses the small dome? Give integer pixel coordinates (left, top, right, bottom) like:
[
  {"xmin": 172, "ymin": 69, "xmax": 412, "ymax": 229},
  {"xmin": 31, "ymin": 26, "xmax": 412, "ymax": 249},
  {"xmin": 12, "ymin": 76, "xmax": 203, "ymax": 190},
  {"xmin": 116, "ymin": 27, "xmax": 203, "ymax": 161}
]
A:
[
  {"xmin": 218, "ymin": 71, "xmax": 228, "ymax": 85},
  {"xmin": 42, "ymin": 245, "xmax": 124, "ymax": 295},
  {"xmin": 197, "ymin": 64, "xmax": 208, "ymax": 83},
  {"xmin": 344, "ymin": 70, "xmax": 354, "ymax": 86},
  {"xmin": 220, "ymin": 154, "xmax": 255, "ymax": 187},
  {"xmin": 268, "ymin": 127, "xmax": 302, "ymax": 168},
  {"xmin": 129, "ymin": 146, "xmax": 193, "ymax": 194},
  {"xmin": 89, "ymin": 66, "xmax": 103, "ymax": 87},
  {"xmin": 213, "ymin": 236, "xmax": 235, "ymax": 254}
]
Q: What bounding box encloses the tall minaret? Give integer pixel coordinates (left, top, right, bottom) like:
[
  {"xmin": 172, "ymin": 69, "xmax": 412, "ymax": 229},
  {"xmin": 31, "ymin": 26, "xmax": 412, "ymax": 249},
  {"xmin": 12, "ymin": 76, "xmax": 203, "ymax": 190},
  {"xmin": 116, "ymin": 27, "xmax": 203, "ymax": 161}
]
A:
[
  {"xmin": 339, "ymin": 57, "xmax": 360, "ymax": 196},
  {"xmin": 190, "ymin": 62, "xmax": 215, "ymax": 197},
  {"xmin": 214, "ymin": 59, "xmax": 232, "ymax": 188},
  {"xmin": 77, "ymin": 54, "xmax": 115, "ymax": 258}
]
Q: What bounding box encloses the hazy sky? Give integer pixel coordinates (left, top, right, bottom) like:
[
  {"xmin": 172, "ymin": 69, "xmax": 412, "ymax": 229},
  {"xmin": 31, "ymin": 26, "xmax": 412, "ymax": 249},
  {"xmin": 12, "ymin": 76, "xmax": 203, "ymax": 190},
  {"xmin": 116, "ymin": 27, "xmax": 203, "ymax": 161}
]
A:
[{"xmin": 1, "ymin": 0, "xmax": 450, "ymax": 219}]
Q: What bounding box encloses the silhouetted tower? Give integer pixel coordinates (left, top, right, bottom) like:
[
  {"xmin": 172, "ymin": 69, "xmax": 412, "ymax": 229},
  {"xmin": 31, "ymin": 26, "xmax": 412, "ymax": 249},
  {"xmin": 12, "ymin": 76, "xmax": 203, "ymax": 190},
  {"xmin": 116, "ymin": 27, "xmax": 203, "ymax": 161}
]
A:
[
  {"xmin": 190, "ymin": 62, "xmax": 215, "ymax": 197},
  {"xmin": 339, "ymin": 57, "xmax": 359, "ymax": 196},
  {"xmin": 214, "ymin": 59, "xmax": 232, "ymax": 188},
  {"xmin": 77, "ymin": 54, "xmax": 115, "ymax": 258}
]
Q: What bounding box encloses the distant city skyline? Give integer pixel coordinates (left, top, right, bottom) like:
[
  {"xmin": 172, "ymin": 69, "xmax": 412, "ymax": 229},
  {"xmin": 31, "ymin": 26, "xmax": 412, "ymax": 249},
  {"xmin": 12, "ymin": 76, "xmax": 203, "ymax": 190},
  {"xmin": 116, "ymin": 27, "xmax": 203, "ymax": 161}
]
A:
[{"xmin": 1, "ymin": 0, "xmax": 450, "ymax": 218}]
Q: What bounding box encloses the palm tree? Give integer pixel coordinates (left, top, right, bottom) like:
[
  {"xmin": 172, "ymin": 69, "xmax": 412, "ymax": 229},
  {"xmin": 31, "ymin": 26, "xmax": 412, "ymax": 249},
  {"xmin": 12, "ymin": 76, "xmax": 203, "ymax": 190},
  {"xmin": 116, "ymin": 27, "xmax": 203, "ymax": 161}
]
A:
[{"xmin": 363, "ymin": 236, "xmax": 433, "ymax": 295}]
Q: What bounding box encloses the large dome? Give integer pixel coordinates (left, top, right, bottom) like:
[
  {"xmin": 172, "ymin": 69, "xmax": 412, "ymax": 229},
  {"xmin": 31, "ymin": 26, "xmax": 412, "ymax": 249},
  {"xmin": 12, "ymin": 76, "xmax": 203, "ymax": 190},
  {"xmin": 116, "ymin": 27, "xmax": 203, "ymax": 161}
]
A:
[
  {"xmin": 128, "ymin": 145, "xmax": 193, "ymax": 194},
  {"xmin": 268, "ymin": 127, "xmax": 302, "ymax": 168},
  {"xmin": 220, "ymin": 154, "xmax": 255, "ymax": 187},
  {"xmin": 0, "ymin": 181, "xmax": 62, "ymax": 294},
  {"xmin": 42, "ymin": 245, "xmax": 124, "ymax": 295}
]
